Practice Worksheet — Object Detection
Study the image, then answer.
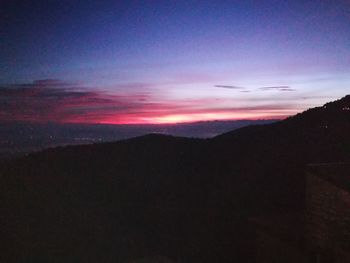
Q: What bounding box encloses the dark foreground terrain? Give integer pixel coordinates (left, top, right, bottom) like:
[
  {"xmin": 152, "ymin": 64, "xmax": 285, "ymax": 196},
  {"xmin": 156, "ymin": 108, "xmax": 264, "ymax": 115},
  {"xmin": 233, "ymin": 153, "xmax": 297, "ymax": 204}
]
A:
[{"xmin": 1, "ymin": 96, "xmax": 350, "ymax": 262}]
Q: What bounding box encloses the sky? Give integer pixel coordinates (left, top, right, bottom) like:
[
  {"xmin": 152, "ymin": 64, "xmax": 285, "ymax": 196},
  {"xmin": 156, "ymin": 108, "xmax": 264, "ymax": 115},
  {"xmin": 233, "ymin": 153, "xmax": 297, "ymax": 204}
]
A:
[{"xmin": 1, "ymin": 0, "xmax": 350, "ymax": 124}]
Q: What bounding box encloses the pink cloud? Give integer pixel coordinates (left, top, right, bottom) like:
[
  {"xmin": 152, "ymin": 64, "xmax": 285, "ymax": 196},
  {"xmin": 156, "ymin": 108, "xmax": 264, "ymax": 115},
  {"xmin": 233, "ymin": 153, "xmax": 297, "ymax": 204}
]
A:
[{"xmin": 0, "ymin": 79, "xmax": 301, "ymax": 124}]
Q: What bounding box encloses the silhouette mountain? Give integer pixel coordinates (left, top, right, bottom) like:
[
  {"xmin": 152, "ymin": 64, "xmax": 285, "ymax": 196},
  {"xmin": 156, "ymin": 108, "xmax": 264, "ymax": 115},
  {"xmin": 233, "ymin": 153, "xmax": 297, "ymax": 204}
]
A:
[{"xmin": 1, "ymin": 95, "xmax": 349, "ymax": 263}]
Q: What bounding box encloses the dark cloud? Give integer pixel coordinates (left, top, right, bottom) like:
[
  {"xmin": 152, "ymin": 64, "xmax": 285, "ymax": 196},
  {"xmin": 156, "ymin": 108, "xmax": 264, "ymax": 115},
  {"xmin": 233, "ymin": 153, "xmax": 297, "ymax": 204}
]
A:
[
  {"xmin": 214, "ymin": 85, "xmax": 246, "ymax": 89},
  {"xmin": 33, "ymin": 79, "xmax": 70, "ymax": 86},
  {"xmin": 214, "ymin": 85, "xmax": 295, "ymax": 92},
  {"xmin": 0, "ymin": 79, "xmax": 144, "ymax": 123},
  {"xmin": 259, "ymin": 86, "xmax": 295, "ymax": 91}
]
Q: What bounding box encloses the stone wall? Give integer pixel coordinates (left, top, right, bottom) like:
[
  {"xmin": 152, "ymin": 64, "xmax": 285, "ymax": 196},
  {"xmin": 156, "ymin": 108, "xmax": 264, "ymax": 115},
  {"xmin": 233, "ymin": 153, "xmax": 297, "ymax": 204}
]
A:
[
  {"xmin": 255, "ymin": 230, "xmax": 308, "ymax": 263},
  {"xmin": 305, "ymin": 172, "xmax": 350, "ymax": 254},
  {"xmin": 335, "ymin": 247, "xmax": 350, "ymax": 263},
  {"xmin": 253, "ymin": 165, "xmax": 350, "ymax": 263}
]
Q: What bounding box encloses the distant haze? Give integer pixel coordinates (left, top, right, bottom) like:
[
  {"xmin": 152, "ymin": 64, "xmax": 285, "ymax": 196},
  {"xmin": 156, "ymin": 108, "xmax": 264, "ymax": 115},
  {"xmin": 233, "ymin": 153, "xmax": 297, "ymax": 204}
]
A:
[{"xmin": 0, "ymin": 119, "xmax": 277, "ymax": 158}]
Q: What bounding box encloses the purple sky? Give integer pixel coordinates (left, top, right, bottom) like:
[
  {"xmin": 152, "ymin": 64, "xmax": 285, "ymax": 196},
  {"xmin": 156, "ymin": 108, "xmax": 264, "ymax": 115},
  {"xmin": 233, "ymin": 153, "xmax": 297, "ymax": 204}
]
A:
[{"xmin": 1, "ymin": 0, "xmax": 349, "ymax": 124}]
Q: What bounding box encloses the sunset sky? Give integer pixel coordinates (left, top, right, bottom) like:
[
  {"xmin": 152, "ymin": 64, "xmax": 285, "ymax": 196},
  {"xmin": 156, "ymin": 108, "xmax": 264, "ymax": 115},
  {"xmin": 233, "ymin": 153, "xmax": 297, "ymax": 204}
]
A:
[{"xmin": 1, "ymin": 0, "xmax": 350, "ymax": 124}]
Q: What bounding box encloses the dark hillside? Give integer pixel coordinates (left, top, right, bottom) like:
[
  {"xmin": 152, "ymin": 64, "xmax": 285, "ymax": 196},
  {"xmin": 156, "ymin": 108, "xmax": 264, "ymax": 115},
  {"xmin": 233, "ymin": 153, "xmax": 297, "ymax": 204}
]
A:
[{"xmin": 211, "ymin": 95, "xmax": 350, "ymax": 211}]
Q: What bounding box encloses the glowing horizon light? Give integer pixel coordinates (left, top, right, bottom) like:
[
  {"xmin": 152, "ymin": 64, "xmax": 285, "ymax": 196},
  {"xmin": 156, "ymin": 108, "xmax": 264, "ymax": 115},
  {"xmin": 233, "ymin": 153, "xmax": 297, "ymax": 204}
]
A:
[{"xmin": 95, "ymin": 110, "xmax": 297, "ymax": 125}]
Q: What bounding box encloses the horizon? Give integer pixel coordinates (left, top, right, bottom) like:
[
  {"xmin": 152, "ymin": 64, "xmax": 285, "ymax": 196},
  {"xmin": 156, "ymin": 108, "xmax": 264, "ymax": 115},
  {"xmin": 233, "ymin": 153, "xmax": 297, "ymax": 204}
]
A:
[
  {"xmin": 2, "ymin": 1, "xmax": 350, "ymax": 124},
  {"xmin": 1, "ymin": 93, "xmax": 348, "ymax": 157},
  {"xmin": 0, "ymin": 118, "xmax": 279, "ymax": 157}
]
